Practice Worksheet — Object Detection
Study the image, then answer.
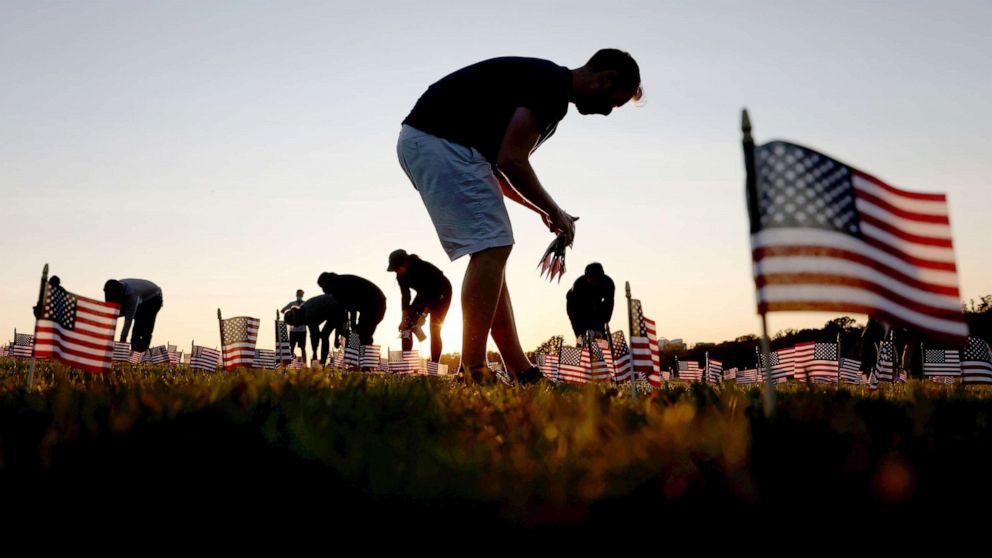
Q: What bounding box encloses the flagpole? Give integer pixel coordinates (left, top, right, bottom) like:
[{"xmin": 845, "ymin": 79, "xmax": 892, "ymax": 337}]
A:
[
  {"xmin": 217, "ymin": 308, "xmax": 225, "ymax": 372},
  {"xmin": 27, "ymin": 264, "xmax": 49, "ymax": 388},
  {"xmin": 625, "ymin": 281, "xmax": 636, "ymax": 398},
  {"xmin": 742, "ymin": 109, "xmax": 775, "ymax": 416},
  {"xmin": 836, "ymin": 332, "xmax": 843, "ymax": 386}
]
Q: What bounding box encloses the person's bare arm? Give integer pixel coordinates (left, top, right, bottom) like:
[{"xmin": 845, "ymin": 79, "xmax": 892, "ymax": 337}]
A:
[{"xmin": 496, "ymin": 107, "xmax": 576, "ymax": 243}]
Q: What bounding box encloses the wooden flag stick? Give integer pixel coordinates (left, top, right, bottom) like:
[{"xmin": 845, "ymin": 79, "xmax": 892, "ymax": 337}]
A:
[
  {"xmin": 27, "ymin": 264, "xmax": 49, "ymax": 388},
  {"xmin": 625, "ymin": 281, "xmax": 637, "ymax": 398},
  {"xmin": 217, "ymin": 309, "xmax": 224, "ymax": 372}
]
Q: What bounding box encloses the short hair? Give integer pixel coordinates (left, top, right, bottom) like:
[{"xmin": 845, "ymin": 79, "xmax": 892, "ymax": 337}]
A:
[
  {"xmin": 103, "ymin": 279, "xmax": 125, "ymax": 304},
  {"xmin": 585, "ymin": 262, "xmax": 605, "ymax": 277},
  {"xmin": 587, "ymin": 48, "xmax": 642, "ymax": 101}
]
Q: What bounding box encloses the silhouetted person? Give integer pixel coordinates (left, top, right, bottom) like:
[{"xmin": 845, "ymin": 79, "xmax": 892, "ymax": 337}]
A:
[
  {"xmin": 397, "ymin": 49, "xmax": 641, "ymax": 384},
  {"xmin": 316, "ymin": 272, "xmax": 386, "ymax": 345},
  {"xmin": 566, "ymin": 262, "xmax": 615, "ymax": 343},
  {"xmin": 281, "ymin": 289, "xmax": 307, "ymax": 361},
  {"xmin": 387, "ymin": 249, "xmax": 452, "ymax": 362},
  {"xmin": 103, "ymin": 278, "xmax": 162, "ymax": 353},
  {"xmin": 283, "ymin": 293, "xmax": 345, "ymax": 365}
]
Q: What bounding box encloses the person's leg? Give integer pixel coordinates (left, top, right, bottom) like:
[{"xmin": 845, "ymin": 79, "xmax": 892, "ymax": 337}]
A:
[
  {"xmin": 355, "ymin": 300, "xmax": 386, "ymax": 345},
  {"xmin": 489, "ymin": 278, "xmax": 532, "ymax": 375},
  {"xmin": 461, "ymin": 245, "xmax": 512, "ymax": 375},
  {"xmin": 428, "ymin": 295, "xmax": 450, "ymax": 363},
  {"xmin": 320, "ymin": 325, "xmax": 332, "ymax": 365}
]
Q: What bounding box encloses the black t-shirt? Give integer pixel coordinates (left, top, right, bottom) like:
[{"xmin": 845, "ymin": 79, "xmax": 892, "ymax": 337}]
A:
[
  {"xmin": 403, "ymin": 57, "xmax": 572, "ymax": 163},
  {"xmin": 398, "ymin": 255, "xmax": 452, "ymax": 309}
]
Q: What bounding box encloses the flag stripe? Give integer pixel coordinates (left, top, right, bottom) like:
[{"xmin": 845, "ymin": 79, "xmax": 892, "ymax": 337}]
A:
[
  {"xmin": 756, "ymin": 274, "xmax": 961, "ymax": 317},
  {"xmin": 852, "ymin": 171, "xmax": 947, "ymax": 204},
  {"xmin": 757, "ymin": 287, "xmax": 968, "ymax": 338},
  {"xmin": 753, "ymin": 249, "xmax": 959, "ymax": 297}
]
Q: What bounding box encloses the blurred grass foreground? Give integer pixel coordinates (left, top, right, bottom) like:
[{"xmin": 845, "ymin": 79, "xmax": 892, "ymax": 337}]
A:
[{"xmin": 2, "ymin": 358, "xmax": 991, "ymax": 529}]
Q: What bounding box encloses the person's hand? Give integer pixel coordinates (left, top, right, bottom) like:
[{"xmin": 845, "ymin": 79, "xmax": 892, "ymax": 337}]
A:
[{"xmin": 546, "ymin": 207, "xmax": 578, "ymax": 245}]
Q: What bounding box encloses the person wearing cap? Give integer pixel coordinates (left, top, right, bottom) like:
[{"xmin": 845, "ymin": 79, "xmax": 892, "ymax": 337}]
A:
[
  {"xmin": 281, "ymin": 289, "xmax": 308, "ymax": 362},
  {"xmin": 566, "ymin": 263, "xmax": 615, "ymax": 344},
  {"xmin": 396, "ymin": 49, "xmax": 642, "ymax": 385},
  {"xmin": 103, "ymin": 278, "xmax": 163, "ymax": 353},
  {"xmin": 387, "ymin": 249, "xmax": 452, "ymax": 362},
  {"xmin": 283, "ymin": 293, "xmax": 345, "ymax": 366},
  {"xmin": 316, "ymin": 272, "xmax": 386, "ymax": 345}
]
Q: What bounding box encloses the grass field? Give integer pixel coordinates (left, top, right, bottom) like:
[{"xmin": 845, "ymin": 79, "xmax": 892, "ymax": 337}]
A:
[{"xmin": 3, "ymin": 357, "xmax": 991, "ymax": 530}]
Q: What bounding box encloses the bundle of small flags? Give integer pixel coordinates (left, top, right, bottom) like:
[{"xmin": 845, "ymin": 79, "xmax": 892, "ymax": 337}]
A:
[{"xmin": 537, "ymin": 233, "xmax": 568, "ymax": 282}]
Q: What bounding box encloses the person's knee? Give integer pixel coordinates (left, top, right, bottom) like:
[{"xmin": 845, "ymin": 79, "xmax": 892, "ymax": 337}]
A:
[{"xmin": 469, "ymin": 245, "xmax": 512, "ymax": 265}]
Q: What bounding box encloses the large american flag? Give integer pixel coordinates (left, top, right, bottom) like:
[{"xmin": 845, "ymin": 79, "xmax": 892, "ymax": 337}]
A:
[
  {"xmin": 610, "ymin": 331, "xmax": 634, "ymax": 383},
  {"xmin": 220, "ymin": 316, "xmax": 259, "ymax": 370},
  {"xmin": 839, "ymin": 357, "xmax": 863, "ymax": 384},
  {"xmin": 146, "ymin": 345, "xmax": 170, "ymax": 365},
  {"xmin": 629, "ymin": 298, "xmax": 660, "ymax": 380},
  {"xmin": 792, "ymin": 341, "xmax": 838, "ymax": 383},
  {"xmin": 190, "ymin": 345, "xmax": 221, "ymax": 371},
  {"xmin": 922, "ymin": 347, "xmax": 962, "ymax": 378},
  {"xmin": 253, "ymin": 348, "xmax": 277, "ymax": 370},
  {"xmin": 962, "ymin": 337, "xmax": 992, "ymax": 385},
  {"xmin": 361, "ymin": 344, "xmax": 381, "ymax": 369},
  {"xmin": 12, "ymin": 332, "xmax": 36, "ymax": 358},
  {"xmin": 33, "ymin": 282, "xmax": 119, "ymax": 374},
  {"xmin": 275, "ymin": 320, "xmax": 293, "ymax": 365},
  {"xmin": 558, "ymin": 346, "xmax": 590, "ymax": 384},
  {"xmin": 705, "ymin": 354, "xmax": 723, "ymax": 384},
  {"xmin": 758, "ymin": 347, "xmax": 795, "ymax": 383},
  {"xmin": 748, "ymin": 140, "xmax": 966, "ymax": 344}
]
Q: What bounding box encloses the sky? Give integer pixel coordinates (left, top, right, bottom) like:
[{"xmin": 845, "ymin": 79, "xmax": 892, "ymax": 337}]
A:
[{"xmin": 2, "ymin": 0, "xmax": 990, "ymax": 355}]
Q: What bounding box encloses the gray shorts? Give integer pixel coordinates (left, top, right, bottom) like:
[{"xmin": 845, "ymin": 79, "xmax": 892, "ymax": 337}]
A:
[{"xmin": 396, "ymin": 125, "xmax": 514, "ymax": 261}]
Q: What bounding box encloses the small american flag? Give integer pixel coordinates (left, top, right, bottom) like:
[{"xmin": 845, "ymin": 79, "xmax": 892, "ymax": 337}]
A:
[
  {"xmin": 678, "ymin": 360, "xmax": 703, "ymax": 382},
  {"xmin": 34, "ymin": 282, "xmax": 120, "ymax": 374},
  {"xmin": 0, "ymin": 345, "xmax": 7, "ymax": 357},
  {"xmin": 610, "ymin": 331, "xmax": 633, "ymax": 383},
  {"xmin": 792, "ymin": 342, "xmax": 838, "ymax": 383},
  {"xmin": 558, "ymin": 346, "xmax": 590, "ymax": 384},
  {"xmin": 361, "ymin": 344, "xmax": 381, "ymax": 369},
  {"xmin": 12, "ymin": 333, "xmax": 35, "ymax": 358},
  {"xmin": 705, "ymin": 354, "xmax": 723, "ymax": 384},
  {"xmin": 344, "ymin": 332, "xmax": 361, "ymax": 368},
  {"xmin": 589, "ymin": 341, "xmax": 612, "ymax": 382},
  {"xmin": 167, "ymin": 344, "xmax": 179, "ymax": 365},
  {"xmin": 736, "ymin": 368, "xmax": 759, "ymax": 385},
  {"xmin": 875, "ymin": 340, "xmax": 896, "ymax": 382},
  {"xmin": 220, "ymin": 316, "xmax": 260, "ymax": 370},
  {"xmin": 332, "ymin": 345, "xmax": 345, "ymax": 369},
  {"xmin": 112, "ymin": 342, "xmax": 133, "ymax": 362},
  {"xmin": 923, "ymin": 347, "xmax": 962, "ymax": 378},
  {"xmin": 962, "ymin": 337, "xmax": 992, "ymax": 385},
  {"xmin": 275, "ymin": 320, "xmax": 293, "ymax": 366},
  {"xmin": 147, "ymin": 345, "xmax": 170, "ymax": 365},
  {"xmin": 758, "ymin": 347, "xmax": 795, "ymax": 383},
  {"xmin": 723, "ymin": 367, "xmax": 738, "ymax": 382},
  {"xmin": 253, "ymin": 348, "xmax": 277, "ymax": 370},
  {"xmin": 389, "ymin": 350, "xmax": 421, "ymax": 375},
  {"xmin": 748, "ymin": 139, "xmax": 967, "ymax": 344},
  {"xmin": 426, "ymin": 361, "xmax": 449, "ymax": 375},
  {"xmin": 839, "ymin": 357, "xmax": 863, "ymax": 384},
  {"xmin": 629, "ymin": 298, "xmax": 660, "ymax": 380},
  {"xmin": 537, "ymin": 353, "xmax": 559, "ymax": 381},
  {"xmin": 190, "ymin": 345, "xmax": 220, "ymax": 371}
]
